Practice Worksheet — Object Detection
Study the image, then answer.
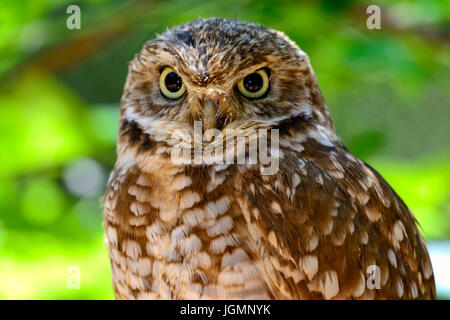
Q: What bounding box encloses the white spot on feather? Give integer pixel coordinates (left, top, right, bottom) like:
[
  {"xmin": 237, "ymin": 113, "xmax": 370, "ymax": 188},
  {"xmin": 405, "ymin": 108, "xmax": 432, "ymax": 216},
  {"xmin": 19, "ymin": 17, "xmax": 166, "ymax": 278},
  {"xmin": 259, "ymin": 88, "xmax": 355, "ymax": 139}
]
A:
[
  {"xmin": 271, "ymin": 202, "xmax": 282, "ymax": 214},
  {"xmin": 146, "ymin": 222, "xmax": 164, "ymax": 243},
  {"xmin": 388, "ymin": 249, "xmax": 397, "ymax": 268},
  {"xmin": 207, "ymin": 215, "xmax": 233, "ymax": 237},
  {"xmin": 179, "ymin": 191, "xmax": 201, "ymax": 209},
  {"xmin": 122, "ymin": 240, "xmax": 141, "ymax": 259},
  {"xmin": 107, "ymin": 226, "xmax": 117, "ymax": 247},
  {"xmin": 205, "ymin": 196, "xmax": 231, "ymax": 219},
  {"xmin": 130, "ymin": 201, "xmax": 150, "ymax": 216},
  {"xmin": 365, "ymin": 206, "xmax": 381, "ymax": 222},
  {"xmin": 183, "ymin": 208, "xmax": 205, "ymax": 227},
  {"xmin": 411, "ymin": 282, "xmax": 418, "ymax": 298},
  {"xmin": 210, "ymin": 234, "xmax": 239, "ymax": 254},
  {"xmin": 393, "ymin": 220, "xmax": 405, "ymax": 240},
  {"xmin": 221, "ymin": 248, "xmax": 249, "ymax": 270},
  {"xmin": 299, "ymin": 255, "xmax": 318, "ymax": 280},
  {"xmin": 268, "ymin": 231, "xmax": 278, "ymax": 248},
  {"xmin": 179, "ymin": 234, "xmax": 202, "ymax": 255},
  {"xmin": 308, "ymin": 232, "xmax": 319, "ymax": 251},
  {"xmin": 170, "ymin": 175, "xmax": 192, "ymax": 191},
  {"xmin": 292, "ymin": 174, "xmax": 301, "ymax": 188},
  {"xmin": 423, "ymin": 259, "xmax": 433, "ymax": 280},
  {"xmin": 309, "ymin": 125, "xmax": 335, "ymax": 147},
  {"xmin": 127, "ymin": 257, "xmax": 152, "ymax": 276},
  {"xmin": 185, "ymin": 251, "xmax": 211, "ymax": 269},
  {"xmin": 396, "ymin": 278, "xmax": 404, "ymax": 298},
  {"xmin": 315, "ymin": 174, "xmax": 323, "ymax": 185},
  {"xmin": 171, "ymin": 225, "xmax": 191, "ymax": 245},
  {"xmin": 323, "ymin": 270, "xmax": 339, "ymax": 300}
]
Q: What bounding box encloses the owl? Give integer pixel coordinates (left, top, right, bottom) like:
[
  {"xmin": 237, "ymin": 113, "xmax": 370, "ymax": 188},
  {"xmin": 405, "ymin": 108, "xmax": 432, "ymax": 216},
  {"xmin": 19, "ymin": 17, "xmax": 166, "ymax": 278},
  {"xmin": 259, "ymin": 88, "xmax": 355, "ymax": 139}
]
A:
[{"xmin": 103, "ymin": 18, "xmax": 436, "ymax": 299}]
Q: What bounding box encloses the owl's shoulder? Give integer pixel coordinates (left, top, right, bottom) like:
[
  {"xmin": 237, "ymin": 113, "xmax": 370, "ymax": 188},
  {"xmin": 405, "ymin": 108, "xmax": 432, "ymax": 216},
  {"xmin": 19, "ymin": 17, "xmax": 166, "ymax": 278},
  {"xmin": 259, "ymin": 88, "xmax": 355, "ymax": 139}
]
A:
[{"xmin": 234, "ymin": 141, "xmax": 435, "ymax": 299}]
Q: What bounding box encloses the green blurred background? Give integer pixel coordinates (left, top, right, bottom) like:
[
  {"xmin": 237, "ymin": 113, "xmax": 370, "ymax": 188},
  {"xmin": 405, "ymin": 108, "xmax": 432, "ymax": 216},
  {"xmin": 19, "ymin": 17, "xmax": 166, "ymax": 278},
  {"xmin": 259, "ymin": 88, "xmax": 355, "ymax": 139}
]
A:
[{"xmin": 0, "ymin": 0, "xmax": 449, "ymax": 299}]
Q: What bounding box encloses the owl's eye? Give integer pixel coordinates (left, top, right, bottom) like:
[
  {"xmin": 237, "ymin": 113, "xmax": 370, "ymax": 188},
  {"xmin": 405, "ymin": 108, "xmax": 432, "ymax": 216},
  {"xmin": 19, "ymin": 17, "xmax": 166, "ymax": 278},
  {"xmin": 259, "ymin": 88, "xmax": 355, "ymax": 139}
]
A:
[
  {"xmin": 237, "ymin": 69, "xmax": 270, "ymax": 99},
  {"xmin": 159, "ymin": 67, "xmax": 186, "ymax": 99}
]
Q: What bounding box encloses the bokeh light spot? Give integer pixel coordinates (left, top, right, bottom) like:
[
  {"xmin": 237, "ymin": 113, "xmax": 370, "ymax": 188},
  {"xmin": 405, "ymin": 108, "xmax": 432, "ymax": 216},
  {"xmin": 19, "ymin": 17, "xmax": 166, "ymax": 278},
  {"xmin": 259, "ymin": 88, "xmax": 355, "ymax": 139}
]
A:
[{"xmin": 63, "ymin": 158, "xmax": 106, "ymax": 198}]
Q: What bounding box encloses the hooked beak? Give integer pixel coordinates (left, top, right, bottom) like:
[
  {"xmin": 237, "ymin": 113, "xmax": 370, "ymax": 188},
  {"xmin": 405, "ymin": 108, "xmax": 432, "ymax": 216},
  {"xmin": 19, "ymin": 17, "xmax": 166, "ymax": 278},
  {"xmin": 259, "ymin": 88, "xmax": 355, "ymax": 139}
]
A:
[{"xmin": 202, "ymin": 98, "xmax": 219, "ymax": 131}]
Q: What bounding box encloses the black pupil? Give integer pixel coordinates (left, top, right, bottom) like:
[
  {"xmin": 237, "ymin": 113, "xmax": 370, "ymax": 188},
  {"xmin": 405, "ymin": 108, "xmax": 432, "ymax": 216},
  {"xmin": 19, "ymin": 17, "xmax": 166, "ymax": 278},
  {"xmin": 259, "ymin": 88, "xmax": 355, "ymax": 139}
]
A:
[
  {"xmin": 243, "ymin": 73, "xmax": 263, "ymax": 92},
  {"xmin": 165, "ymin": 72, "xmax": 182, "ymax": 92}
]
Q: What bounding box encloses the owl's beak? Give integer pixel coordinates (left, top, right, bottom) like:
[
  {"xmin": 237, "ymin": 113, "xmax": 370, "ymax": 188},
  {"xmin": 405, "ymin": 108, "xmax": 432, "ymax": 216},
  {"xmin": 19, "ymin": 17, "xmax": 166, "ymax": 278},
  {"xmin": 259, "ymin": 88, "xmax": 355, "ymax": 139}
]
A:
[{"xmin": 202, "ymin": 99, "xmax": 219, "ymax": 131}]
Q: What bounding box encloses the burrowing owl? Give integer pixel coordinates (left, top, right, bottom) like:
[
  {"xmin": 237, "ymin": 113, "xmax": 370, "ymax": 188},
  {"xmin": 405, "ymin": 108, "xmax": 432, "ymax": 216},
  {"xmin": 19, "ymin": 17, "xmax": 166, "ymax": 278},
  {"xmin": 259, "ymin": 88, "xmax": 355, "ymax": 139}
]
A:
[{"xmin": 103, "ymin": 18, "xmax": 436, "ymax": 299}]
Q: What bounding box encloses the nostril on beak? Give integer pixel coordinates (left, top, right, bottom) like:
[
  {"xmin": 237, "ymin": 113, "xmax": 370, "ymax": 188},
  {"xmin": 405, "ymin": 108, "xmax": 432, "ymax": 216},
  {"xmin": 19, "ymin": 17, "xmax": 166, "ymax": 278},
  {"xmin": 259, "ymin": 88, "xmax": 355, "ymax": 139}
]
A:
[{"xmin": 212, "ymin": 97, "xmax": 220, "ymax": 107}]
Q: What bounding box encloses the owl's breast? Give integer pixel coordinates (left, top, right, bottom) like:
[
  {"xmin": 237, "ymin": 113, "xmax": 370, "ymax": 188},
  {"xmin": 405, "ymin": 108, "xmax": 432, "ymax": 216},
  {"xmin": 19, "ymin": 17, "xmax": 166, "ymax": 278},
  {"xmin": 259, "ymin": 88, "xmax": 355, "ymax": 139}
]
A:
[{"xmin": 104, "ymin": 157, "xmax": 272, "ymax": 299}]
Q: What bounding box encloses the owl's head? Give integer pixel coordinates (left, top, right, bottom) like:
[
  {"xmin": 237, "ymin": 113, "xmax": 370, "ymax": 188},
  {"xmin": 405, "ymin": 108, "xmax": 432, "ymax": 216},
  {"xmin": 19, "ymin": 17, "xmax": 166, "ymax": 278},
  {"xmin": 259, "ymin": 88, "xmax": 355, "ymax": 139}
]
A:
[{"xmin": 119, "ymin": 18, "xmax": 335, "ymax": 155}]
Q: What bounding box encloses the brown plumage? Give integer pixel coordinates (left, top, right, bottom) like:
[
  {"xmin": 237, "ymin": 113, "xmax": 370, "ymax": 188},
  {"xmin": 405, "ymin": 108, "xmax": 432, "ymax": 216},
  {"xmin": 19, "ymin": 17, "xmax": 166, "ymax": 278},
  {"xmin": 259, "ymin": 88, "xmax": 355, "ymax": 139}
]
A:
[{"xmin": 103, "ymin": 18, "xmax": 436, "ymax": 299}]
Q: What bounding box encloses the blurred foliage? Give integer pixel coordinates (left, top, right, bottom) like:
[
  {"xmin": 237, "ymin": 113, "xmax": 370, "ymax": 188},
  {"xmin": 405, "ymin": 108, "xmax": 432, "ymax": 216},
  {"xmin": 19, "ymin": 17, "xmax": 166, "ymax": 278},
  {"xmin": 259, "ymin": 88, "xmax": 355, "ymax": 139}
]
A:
[{"xmin": 0, "ymin": 0, "xmax": 449, "ymax": 299}]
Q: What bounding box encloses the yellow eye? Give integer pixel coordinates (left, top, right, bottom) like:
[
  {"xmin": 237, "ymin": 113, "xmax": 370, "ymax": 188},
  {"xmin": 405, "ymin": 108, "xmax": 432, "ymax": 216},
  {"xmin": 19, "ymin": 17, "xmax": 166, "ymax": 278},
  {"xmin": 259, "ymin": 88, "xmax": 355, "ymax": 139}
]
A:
[
  {"xmin": 159, "ymin": 67, "xmax": 186, "ymax": 99},
  {"xmin": 237, "ymin": 69, "xmax": 270, "ymax": 99}
]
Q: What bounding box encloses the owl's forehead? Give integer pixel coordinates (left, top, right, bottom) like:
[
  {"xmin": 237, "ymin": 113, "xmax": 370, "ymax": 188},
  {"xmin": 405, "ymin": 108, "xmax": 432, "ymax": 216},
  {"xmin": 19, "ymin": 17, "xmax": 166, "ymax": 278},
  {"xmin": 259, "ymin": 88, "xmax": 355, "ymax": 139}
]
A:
[{"xmin": 141, "ymin": 18, "xmax": 305, "ymax": 86}]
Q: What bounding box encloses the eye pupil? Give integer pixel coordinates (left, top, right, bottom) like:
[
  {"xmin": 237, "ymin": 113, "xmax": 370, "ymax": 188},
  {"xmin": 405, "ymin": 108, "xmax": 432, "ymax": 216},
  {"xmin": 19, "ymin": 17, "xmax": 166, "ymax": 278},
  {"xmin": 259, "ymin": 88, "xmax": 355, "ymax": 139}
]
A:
[
  {"xmin": 237, "ymin": 69, "xmax": 269, "ymax": 99},
  {"xmin": 165, "ymin": 72, "xmax": 182, "ymax": 92},
  {"xmin": 243, "ymin": 73, "xmax": 263, "ymax": 92},
  {"xmin": 160, "ymin": 67, "xmax": 185, "ymax": 99}
]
